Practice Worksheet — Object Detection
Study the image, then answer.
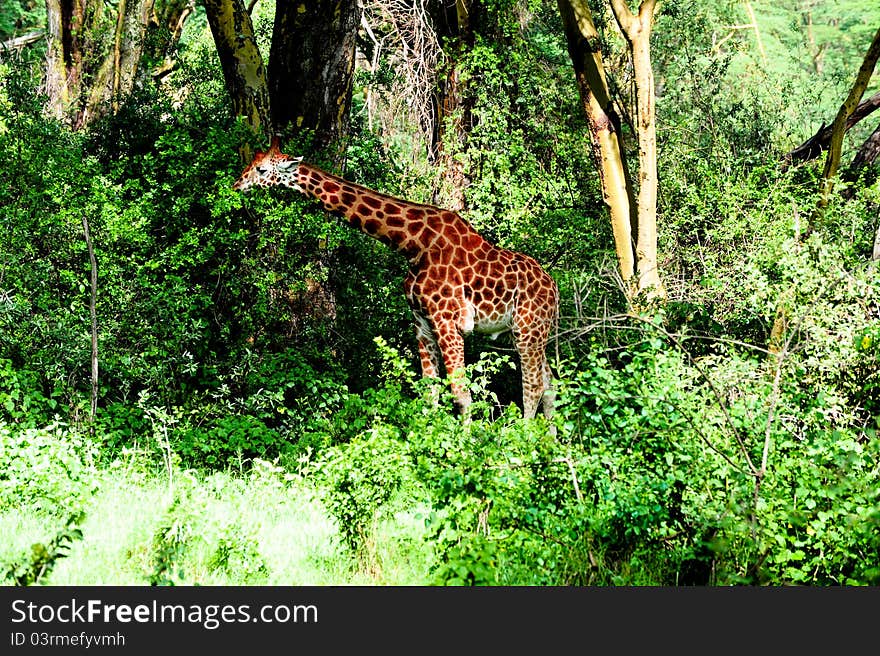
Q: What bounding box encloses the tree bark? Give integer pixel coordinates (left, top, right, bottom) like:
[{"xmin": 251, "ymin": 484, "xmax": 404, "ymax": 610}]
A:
[
  {"xmin": 80, "ymin": 0, "xmax": 155, "ymax": 125},
  {"xmin": 43, "ymin": 0, "xmax": 160, "ymax": 128},
  {"xmin": 608, "ymin": 0, "xmax": 664, "ymax": 300},
  {"xmin": 203, "ymin": 0, "xmax": 271, "ymax": 153},
  {"xmin": 558, "ymin": 0, "xmax": 637, "ymax": 296},
  {"xmin": 813, "ymin": 25, "xmax": 880, "ymax": 224},
  {"xmin": 44, "ymin": 0, "xmax": 90, "ymax": 122},
  {"xmin": 268, "ymin": 0, "xmax": 361, "ymax": 166}
]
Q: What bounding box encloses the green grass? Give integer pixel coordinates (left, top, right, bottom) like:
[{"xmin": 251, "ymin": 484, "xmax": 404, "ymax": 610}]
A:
[{"xmin": 2, "ymin": 459, "xmax": 433, "ymax": 586}]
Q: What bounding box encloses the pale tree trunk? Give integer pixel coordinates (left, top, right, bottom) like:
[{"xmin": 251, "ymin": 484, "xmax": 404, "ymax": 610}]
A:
[
  {"xmin": 813, "ymin": 25, "xmax": 880, "ymax": 225},
  {"xmin": 558, "ymin": 0, "xmax": 637, "ymax": 297},
  {"xmin": 203, "ymin": 0, "xmax": 272, "ymax": 156},
  {"xmin": 608, "ymin": 0, "xmax": 664, "ymax": 300}
]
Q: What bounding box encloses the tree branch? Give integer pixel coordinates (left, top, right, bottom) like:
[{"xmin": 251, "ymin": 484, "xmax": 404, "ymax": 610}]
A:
[
  {"xmin": 813, "ymin": 25, "xmax": 880, "ymax": 222},
  {"xmin": 784, "ymin": 91, "xmax": 880, "ymax": 167},
  {"xmin": 0, "ymin": 30, "xmax": 45, "ymax": 51},
  {"xmin": 82, "ymin": 217, "xmax": 99, "ymax": 429}
]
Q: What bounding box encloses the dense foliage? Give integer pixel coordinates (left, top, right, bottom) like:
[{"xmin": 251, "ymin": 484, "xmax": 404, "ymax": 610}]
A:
[{"xmin": 1, "ymin": 0, "xmax": 878, "ymax": 585}]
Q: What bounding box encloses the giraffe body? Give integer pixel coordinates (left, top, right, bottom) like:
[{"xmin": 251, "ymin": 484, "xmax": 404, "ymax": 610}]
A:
[{"xmin": 233, "ymin": 140, "xmax": 558, "ymax": 420}]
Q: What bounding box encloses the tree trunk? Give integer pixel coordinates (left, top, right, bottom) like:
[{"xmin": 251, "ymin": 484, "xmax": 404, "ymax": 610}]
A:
[
  {"xmin": 812, "ymin": 25, "xmax": 880, "ymax": 225},
  {"xmin": 850, "ymin": 122, "xmax": 880, "ymax": 173},
  {"xmin": 80, "ymin": 0, "xmax": 155, "ymax": 125},
  {"xmin": 44, "ymin": 0, "xmax": 90, "ymax": 123},
  {"xmin": 44, "ymin": 0, "xmax": 159, "ymax": 127},
  {"xmin": 44, "ymin": 0, "xmax": 162, "ymax": 128},
  {"xmin": 268, "ymin": 0, "xmax": 361, "ymax": 166},
  {"xmin": 203, "ymin": 0, "xmax": 271, "ymax": 153},
  {"xmin": 557, "ymin": 0, "xmax": 637, "ymax": 296},
  {"xmin": 430, "ymin": 0, "xmax": 476, "ymax": 212},
  {"xmin": 609, "ymin": 0, "xmax": 664, "ymax": 300}
]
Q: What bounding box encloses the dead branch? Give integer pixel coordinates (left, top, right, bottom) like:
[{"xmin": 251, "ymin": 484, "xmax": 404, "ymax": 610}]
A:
[
  {"xmin": 0, "ymin": 30, "xmax": 45, "ymax": 52},
  {"xmin": 360, "ymin": 0, "xmax": 441, "ymax": 147},
  {"xmin": 784, "ymin": 91, "xmax": 880, "ymax": 167}
]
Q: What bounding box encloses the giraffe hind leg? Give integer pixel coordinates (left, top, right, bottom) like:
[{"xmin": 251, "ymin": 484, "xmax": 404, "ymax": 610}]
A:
[{"xmin": 518, "ymin": 347, "xmax": 549, "ymax": 420}]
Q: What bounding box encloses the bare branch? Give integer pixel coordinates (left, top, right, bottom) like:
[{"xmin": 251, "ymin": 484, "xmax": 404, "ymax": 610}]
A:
[
  {"xmin": 0, "ymin": 30, "xmax": 45, "ymax": 52},
  {"xmin": 360, "ymin": 0, "xmax": 441, "ymax": 148}
]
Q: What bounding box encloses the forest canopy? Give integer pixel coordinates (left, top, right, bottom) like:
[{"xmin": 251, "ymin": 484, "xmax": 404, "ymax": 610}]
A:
[{"xmin": 0, "ymin": 0, "xmax": 879, "ymax": 586}]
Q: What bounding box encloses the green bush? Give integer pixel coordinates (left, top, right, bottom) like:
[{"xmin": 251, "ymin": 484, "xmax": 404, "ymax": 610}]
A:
[
  {"xmin": 0, "ymin": 422, "xmax": 98, "ymax": 516},
  {"xmin": 315, "ymin": 425, "xmax": 414, "ymax": 559}
]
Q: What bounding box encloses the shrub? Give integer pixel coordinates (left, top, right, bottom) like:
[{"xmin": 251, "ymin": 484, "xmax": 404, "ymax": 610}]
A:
[
  {"xmin": 315, "ymin": 425, "xmax": 414, "ymax": 561},
  {"xmin": 0, "ymin": 422, "xmax": 98, "ymax": 516}
]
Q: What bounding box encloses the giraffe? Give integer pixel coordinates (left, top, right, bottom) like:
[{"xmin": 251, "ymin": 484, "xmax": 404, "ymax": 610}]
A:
[{"xmin": 233, "ymin": 138, "xmax": 559, "ymax": 421}]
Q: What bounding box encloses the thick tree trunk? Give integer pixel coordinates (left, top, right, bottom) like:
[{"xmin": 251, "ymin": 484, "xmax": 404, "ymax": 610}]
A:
[
  {"xmin": 430, "ymin": 0, "xmax": 476, "ymax": 212},
  {"xmin": 609, "ymin": 0, "xmax": 664, "ymax": 300},
  {"xmin": 203, "ymin": 0, "xmax": 271, "ymax": 152},
  {"xmin": 44, "ymin": 0, "xmax": 90, "ymax": 122},
  {"xmin": 558, "ymin": 0, "xmax": 637, "ymax": 295},
  {"xmin": 44, "ymin": 0, "xmax": 161, "ymax": 128},
  {"xmin": 80, "ymin": 0, "xmax": 155, "ymax": 126},
  {"xmin": 268, "ymin": 0, "xmax": 360, "ymax": 166}
]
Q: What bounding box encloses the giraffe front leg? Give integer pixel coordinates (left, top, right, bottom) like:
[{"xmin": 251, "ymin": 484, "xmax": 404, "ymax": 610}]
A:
[
  {"xmin": 434, "ymin": 323, "xmax": 472, "ymax": 417},
  {"xmin": 412, "ymin": 310, "xmax": 441, "ymax": 378},
  {"xmin": 411, "ymin": 310, "xmax": 445, "ymax": 408}
]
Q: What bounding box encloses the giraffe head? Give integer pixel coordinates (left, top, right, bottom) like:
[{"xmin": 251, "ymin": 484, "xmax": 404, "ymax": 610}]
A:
[{"xmin": 233, "ymin": 136, "xmax": 303, "ymax": 192}]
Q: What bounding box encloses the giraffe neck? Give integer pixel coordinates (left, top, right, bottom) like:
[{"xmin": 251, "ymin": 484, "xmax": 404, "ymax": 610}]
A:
[{"xmin": 287, "ymin": 163, "xmax": 483, "ymax": 262}]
